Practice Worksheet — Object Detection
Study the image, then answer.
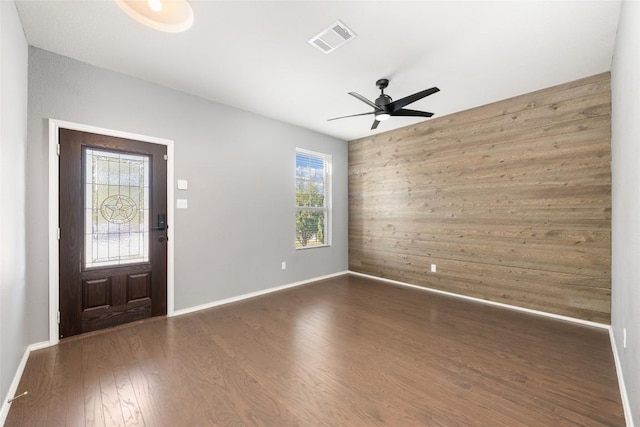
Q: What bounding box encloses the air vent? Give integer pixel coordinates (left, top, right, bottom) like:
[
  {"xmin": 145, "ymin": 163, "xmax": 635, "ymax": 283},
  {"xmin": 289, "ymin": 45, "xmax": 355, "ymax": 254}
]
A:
[{"xmin": 308, "ymin": 20, "xmax": 357, "ymax": 54}]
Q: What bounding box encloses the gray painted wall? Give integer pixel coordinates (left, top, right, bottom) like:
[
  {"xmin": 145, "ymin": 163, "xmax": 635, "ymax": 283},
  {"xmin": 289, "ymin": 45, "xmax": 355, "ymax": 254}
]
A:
[
  {"xmin": 0, "ymin": 0, "xmax": 29, "ymax": 412},
  {"xmin": 27, "ymin": 48, "xmax": 348, "ymax": 343},
  {"xmin": 611, "ymin": 0, "xmax": 639, "ymax": 424}
]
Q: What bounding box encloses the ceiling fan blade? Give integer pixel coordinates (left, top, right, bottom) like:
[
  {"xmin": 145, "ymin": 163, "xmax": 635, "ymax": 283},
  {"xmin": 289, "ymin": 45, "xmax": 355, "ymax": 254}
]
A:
[
  {"xmin": 327, "ymin": 111, "xmax": 375, "ymax": 121},
  {"xmin": 349, "ymin": 92, "xmax": 381, "ymax": 110},
  {"xmin": 371, "ymin": 119, "xmax": 380, "ymax": 130},
  {"xmin": 388, "ymin": 87, "xmax": 440, "ymax": 112},
  {"xmin": 391, "ymin": 108, "xmax": 434, "ymax": 118}
]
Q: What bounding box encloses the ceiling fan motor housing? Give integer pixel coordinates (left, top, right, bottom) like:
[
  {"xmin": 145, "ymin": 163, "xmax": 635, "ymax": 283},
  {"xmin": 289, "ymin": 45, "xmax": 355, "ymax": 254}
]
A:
[{"xmin": 375, "ymin": 94, "xmax": 393, "ymax": 109}]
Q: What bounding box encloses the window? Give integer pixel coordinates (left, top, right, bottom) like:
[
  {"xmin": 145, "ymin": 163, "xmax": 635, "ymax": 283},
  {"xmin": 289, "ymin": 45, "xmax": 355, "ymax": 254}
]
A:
[
  {"xmin": 84, "ymin": 148, "xmax": 150, "ymax": 268},
  {"xmin": 296, "ymin": 148, "xmax": 331, "ymax": 248}
]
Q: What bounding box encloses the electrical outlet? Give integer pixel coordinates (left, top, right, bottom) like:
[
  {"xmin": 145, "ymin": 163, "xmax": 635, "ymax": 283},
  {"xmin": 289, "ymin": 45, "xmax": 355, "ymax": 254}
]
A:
[
  {"xmin": 281, "ymin": 262, "xmax": 287, "ymax": 270},
  {"xmin": 431, "ymin": 264, "xmax": 436, "ymax": 273},
  {"xmin": 623, "ymin": 328, "xmax": 627, "ymax": 349}
]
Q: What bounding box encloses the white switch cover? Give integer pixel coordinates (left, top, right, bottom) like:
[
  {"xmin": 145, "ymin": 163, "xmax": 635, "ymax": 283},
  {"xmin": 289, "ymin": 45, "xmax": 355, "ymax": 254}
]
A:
[
  {"xmin": 177, "ymin": 199, "xmax": 188, "ymax": 209},
  {"xmin": 281, "ymin": 262, "xmax": 287, "ymax": 270},
  {"xmin": 177, "ymin": 180, "xmax": 188, "ymax": 190},
  {"xmin": 431, "ymin": 264, "xmax": 437, "ymax": 273}
]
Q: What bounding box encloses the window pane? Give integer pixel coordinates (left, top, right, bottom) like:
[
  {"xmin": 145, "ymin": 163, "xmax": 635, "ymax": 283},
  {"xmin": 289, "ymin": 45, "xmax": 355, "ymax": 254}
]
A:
[
  {"xmin": 84, "ymin": 148, "xmax": 150, "ymax": 268},
  {"xmin": 295, "ymin": 208, "xmax": 327, "ymax": 247}
]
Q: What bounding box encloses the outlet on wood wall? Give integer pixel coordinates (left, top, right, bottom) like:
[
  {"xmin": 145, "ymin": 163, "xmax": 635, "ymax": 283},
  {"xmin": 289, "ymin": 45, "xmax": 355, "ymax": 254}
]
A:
[{"xmin": 349, "ymin": 73, "xmax": 611, "ymax": 323}]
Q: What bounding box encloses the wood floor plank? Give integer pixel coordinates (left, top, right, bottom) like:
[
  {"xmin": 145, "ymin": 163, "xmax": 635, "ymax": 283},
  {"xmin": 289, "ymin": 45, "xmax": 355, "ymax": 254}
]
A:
[
  {"xmin": 5, "ymin": 274, "xmax": 626, "ymax": 426},
  {"xmin": 111, "ymin": 353, "xmax": 145, "ymax": 425},
  {"xmin": 94, "ymin": 334, "xmax": 126, "ymax": 427},
  {"xmin": 116, "ymin": 328, "xmax": 168, "ymax": 427},
  {"xmin": 82, "ymin": 340, "xmax": 106, "ymax": 427},
  {"xmin": 47, "ymin": 339, "xmax": 85, "ymax": 427}
]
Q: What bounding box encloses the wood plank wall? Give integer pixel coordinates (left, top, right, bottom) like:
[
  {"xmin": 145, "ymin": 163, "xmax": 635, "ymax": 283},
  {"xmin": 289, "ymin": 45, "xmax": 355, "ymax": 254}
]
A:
[{"xmin": 348, "ymin": 73, "xmax": 611, "ymax": 323}]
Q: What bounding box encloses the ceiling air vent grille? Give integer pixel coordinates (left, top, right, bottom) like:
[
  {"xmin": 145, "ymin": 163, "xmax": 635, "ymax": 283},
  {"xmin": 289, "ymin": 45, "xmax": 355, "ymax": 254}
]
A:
[{"xmin": 308, "ymin": 20, "xmax": 357, "ymax": 54}]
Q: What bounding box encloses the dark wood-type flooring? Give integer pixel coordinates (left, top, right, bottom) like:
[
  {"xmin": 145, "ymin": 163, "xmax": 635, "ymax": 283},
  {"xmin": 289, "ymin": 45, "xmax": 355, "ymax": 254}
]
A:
[{"xmin": 5, "ymin": 274, "xmax": 625, "ymax": 426}]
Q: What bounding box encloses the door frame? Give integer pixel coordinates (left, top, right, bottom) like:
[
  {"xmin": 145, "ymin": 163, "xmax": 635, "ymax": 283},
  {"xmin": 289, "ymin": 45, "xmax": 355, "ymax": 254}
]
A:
[{"xmin": 48, "ymin": 119, "xmax": 175, "ymax": 345}]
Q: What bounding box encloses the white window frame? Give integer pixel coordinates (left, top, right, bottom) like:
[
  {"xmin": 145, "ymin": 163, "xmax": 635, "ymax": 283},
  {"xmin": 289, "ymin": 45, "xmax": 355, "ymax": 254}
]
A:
[{"xmin": 295, "ymin": 148, "xmax": 332, "ymax": 250}]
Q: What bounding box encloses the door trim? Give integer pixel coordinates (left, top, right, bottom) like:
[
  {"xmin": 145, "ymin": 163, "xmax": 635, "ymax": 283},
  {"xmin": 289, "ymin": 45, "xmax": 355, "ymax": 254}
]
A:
[{"xmin": 48, "ymin": 119, "xmax": 175, "ymax": 345}]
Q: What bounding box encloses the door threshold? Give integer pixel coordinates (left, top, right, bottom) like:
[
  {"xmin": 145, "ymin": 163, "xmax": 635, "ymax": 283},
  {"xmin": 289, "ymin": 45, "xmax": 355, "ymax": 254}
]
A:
[{"xmin": 59, "ymin": 315, "xmax": 168, "ymax": 344}]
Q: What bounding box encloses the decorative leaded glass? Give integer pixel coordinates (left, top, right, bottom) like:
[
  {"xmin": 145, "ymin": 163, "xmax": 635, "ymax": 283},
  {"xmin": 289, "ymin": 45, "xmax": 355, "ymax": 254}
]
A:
[{"xmin": 84, "ymin": 148, "xmax": 150, "ymax": 268}]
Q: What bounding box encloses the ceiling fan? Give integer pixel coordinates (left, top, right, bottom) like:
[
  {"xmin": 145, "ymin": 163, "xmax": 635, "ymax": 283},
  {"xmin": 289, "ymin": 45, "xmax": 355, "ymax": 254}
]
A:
[{"xmin": 328, "ymin": 79, "xmax": 440, "ymax": 130}]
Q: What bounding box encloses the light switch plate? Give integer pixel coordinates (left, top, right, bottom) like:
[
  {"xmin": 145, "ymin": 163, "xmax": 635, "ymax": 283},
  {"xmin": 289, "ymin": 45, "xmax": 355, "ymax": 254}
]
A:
[
  {"xmin": 177, "ymin": 180, "xmax": 188, "ymax": 190},
  {"xmin": 177, "ymin": 199, "xmax": 188, "ymax": 209}
]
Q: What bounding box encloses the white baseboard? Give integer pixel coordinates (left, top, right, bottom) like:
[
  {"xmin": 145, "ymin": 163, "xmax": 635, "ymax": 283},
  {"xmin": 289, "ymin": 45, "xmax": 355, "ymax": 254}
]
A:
[
  {"xmin": 348, "ymin": 271, "xmax": 610, "ymax": 329},
  {"xmin": 172, "ymin": 271, "xmax": 349, "ymax": 317},
  {"xmin": 609, "ymin": 328, "xmax": 635, "ymax": 427},
  {"xmin": 0, "ymin": 341, "xmax": 50, "ymax": 425},
  {"xmin": 27, "ymin": 341, "xmax": 52, "ymax": 352}
]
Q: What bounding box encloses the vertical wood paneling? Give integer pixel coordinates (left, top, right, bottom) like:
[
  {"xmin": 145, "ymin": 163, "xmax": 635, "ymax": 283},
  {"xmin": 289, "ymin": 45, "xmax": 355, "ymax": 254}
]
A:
[{"xmin": 349, "ymin": 73, "xmax": 612, "ymax": 323}]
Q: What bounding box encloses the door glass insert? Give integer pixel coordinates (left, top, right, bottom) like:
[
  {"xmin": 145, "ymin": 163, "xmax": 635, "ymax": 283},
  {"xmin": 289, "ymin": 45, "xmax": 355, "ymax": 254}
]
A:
[{"xmin": 84, "ymin": 148, "xmax": 150, "ymax": 268}]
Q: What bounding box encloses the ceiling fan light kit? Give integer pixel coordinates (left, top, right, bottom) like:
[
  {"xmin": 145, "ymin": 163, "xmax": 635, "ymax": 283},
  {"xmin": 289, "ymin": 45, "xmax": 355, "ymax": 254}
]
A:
[
  {"xmin": 329, "ymin": 78, "xmax": 439, "ymax": 130},
  {"xmin": 115, "ymin": 0, "xmax": 194, "ymax": 33}
]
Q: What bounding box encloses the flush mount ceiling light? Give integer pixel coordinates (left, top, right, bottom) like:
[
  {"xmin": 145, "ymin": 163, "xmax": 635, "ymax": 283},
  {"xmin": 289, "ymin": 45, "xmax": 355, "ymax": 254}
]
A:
[{"xmin": 116, "ymin": 0, "xmax": 194, "ymax": 33}]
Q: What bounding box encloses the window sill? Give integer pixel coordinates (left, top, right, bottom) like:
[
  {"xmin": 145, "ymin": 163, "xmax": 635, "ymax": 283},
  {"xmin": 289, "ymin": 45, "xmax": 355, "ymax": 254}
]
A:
[{"xmin": 295, "ymin": 244, "xmax": 331, "ymax": 251}]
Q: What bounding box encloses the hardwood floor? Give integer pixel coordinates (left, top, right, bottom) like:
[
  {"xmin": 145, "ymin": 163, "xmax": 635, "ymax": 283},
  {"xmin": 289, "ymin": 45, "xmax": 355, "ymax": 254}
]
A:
[{"xmin": 5, "ymin": 274, "xmax": 625, "ymax": 426}]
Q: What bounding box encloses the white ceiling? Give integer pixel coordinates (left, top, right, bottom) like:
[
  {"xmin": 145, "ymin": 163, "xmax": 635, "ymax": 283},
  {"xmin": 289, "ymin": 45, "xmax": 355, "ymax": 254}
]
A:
[{"xmin": 15, "ymin": 0, "xmax": 621, "ymax": 141}]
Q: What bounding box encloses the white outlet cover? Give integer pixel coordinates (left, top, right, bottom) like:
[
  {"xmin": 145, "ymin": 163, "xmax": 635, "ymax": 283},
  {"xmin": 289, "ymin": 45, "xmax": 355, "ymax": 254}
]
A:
[
  {"xmin": 177, "ymin": 179, "xmax": 188, "ymax": 190},
  {"xmin": 176, "ymin": 199, "xmax": 188, "ymax": 209},
  {"xmin": 281, "ymin": 262, "xmax": 287, "ymax": 270},
  {"xmin": 431, "ymin": 264, "xmax": 437, "ymax": 273}
]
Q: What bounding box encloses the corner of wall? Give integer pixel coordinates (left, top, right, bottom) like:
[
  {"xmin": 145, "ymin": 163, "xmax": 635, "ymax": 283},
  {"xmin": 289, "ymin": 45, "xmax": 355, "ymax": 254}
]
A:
[
  {"xmin": 610, "ymin": 0, "xmax": 640, "ymax": 424},
  {"xmin": 0, "ymin": 0, "xmax": 30, "ymax": 419}
]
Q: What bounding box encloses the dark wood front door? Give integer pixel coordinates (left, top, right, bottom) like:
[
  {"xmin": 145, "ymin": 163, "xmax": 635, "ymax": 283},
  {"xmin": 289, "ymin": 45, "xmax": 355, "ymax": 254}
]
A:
[{"xmin": 59, "ymin": 129, "xmax": 168, "ymax": 339}]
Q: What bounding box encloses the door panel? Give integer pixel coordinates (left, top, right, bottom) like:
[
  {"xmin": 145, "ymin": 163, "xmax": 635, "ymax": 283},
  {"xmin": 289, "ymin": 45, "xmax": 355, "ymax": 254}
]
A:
[{"xmin": 59, "ymin": 129, "xmax": 167, "ymax": 339}]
